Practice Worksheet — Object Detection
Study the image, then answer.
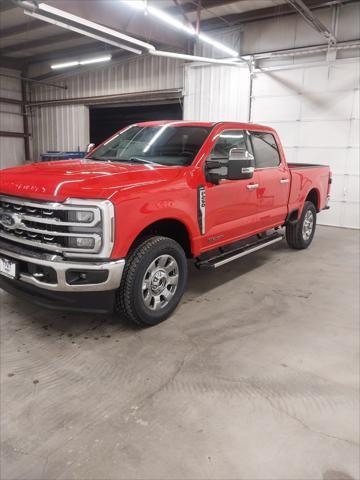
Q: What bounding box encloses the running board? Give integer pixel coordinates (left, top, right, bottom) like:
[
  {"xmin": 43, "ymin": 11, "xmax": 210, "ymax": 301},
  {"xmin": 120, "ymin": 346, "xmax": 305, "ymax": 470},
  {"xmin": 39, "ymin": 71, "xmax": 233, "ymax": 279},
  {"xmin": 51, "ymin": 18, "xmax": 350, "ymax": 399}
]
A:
[{"xmin": 195, "ymin": 233, "xmax": 284, "ymax": 270}]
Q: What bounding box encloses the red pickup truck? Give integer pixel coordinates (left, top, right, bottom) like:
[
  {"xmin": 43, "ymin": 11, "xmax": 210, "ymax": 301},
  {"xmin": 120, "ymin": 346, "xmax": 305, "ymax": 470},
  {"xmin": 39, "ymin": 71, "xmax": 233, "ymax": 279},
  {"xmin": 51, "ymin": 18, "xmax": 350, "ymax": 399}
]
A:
[{"xmin": 0, "ymin": 121, "xmax": 331, "ymax": 326}]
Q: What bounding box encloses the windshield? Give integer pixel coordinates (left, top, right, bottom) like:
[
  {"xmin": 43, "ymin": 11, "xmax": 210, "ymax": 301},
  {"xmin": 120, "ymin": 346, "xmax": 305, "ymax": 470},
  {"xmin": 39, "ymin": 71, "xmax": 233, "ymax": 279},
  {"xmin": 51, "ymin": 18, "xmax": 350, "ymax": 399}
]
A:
[{"xmin": 88, "ymin": 125, "xmax": 211, "ymax": 166}]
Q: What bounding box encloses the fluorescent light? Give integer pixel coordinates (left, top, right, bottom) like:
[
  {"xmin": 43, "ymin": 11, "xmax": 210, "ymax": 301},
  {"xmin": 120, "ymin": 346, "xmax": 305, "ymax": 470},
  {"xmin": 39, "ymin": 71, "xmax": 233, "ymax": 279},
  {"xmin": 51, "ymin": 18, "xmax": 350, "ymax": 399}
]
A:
[
  {"xmin": 51, "ymin": 61, "xmax": 79, "ymax": 70},
  {"xmin": 198, "ymin": 33, "xmax": 238, "ymax": 57},
  {"xmin": 80, "ymin": 55, "xmax": 111, "ymax": 65},
  {"xmin": 122, "ymin": 0, "xmax": 146, "ymax": 9},
  {"xmin": 51, "ymin": 55, "xmax": 112, "ymax": 70},
  {"xmin": 122, "ymin": 1, "xmax": 238, "ymax": 57},
  {"xmin": 148, "ymin": 6, "xmax": 195, "ymax": 35}
]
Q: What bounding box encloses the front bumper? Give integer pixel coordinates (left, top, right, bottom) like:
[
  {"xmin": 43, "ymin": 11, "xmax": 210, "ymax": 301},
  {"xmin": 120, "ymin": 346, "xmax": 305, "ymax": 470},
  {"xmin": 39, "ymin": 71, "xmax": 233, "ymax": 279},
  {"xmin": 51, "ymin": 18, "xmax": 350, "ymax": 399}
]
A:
[
  {"xmin": 0, "ymin": 275, "xmax": 116, "ymax": 313},
  {"xmin": 0, "ymin": 242, "xmax": 125, "ymax": 312},
  {"xmin": 0, "ymin": 244, "xmax": 125, "ymax": 292}
]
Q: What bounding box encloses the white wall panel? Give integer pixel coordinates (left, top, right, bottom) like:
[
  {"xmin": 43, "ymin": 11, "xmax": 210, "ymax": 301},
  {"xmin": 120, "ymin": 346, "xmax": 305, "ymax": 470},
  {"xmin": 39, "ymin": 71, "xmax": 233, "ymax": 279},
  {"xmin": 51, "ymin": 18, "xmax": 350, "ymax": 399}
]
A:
[
  {"xmin": 0, "ymin": 102, "xmax": 23, "ymax": 133},
  {"xmin": 0, "ymin": 68, "xmax": 25, "ymax": 168},
  {"xmin": 31, "ymin": 105, "xmax": 89, "ymax": 161},
  {"xmin": 184, "ymin": 64, "xmax": 250, "ymax": 122},
  {"xmin": 251, "ymin": 59, "xmax": 359, "ymax": 229},
  {"xmin": 251, "ymin": 96, "xmax": 301, "ymax": 121},
  {"xmin": 300, "ymin": 92, "xmax": 354, "ymax": 120},
  {"xmin": 0, "ymin": 138, "xmax": 25, "ymax": 169}
]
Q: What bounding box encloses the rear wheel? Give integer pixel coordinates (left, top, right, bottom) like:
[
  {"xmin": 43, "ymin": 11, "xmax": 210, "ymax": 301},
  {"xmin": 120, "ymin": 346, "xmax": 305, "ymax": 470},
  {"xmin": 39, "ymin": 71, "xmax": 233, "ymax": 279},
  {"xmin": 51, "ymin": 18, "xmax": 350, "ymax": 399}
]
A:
[
  {"xmin": 286, "ymin": 201, "xmax": 317, "ymax": 250},
  {"xmin": 116, "ymin": 236, "xmax": 188, "ymax": 327}
]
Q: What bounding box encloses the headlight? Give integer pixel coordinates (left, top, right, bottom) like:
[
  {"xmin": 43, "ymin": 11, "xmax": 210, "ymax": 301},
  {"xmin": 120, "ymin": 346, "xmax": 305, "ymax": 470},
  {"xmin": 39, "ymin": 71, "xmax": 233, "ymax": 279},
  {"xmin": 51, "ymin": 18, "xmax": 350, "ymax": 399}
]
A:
[
  {"xmin": 68, "ymin": 237, "xmax": 96, "ymax": 249},
  {"xmin": 64, "ymin": 199, "xmax": 114, "ymax": 258},
  {"xmin": 68, "ymin": 210, "xmax": 95, "ymax": 223},
  {"xmin": 75, "ymin": 210, "xmax": 94, "ymax": 223}
]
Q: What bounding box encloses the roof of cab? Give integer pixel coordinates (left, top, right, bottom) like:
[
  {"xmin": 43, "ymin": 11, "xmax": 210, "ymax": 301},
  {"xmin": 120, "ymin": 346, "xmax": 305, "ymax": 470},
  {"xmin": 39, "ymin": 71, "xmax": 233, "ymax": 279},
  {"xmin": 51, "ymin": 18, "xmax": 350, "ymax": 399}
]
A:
[{"xmin": 134, "ymin": 120, "xmax": 275, "ymax": 132}]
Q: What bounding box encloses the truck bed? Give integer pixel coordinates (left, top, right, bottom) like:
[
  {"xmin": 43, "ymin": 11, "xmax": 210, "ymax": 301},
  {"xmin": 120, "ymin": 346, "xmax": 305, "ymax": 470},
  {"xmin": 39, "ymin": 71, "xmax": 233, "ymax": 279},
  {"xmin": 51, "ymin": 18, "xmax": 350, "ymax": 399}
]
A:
[{"xmin": 288, "ymin": 163, "xmax": 331, "ymax": 213}]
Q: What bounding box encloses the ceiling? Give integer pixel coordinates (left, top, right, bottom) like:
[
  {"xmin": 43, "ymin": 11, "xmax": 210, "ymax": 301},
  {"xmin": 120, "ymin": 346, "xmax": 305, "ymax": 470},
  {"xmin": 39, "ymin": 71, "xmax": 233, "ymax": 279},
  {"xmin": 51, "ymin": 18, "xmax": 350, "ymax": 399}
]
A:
[{"xmin": 0, "ymin": 0, "xmax": 352, "ymax": 74}]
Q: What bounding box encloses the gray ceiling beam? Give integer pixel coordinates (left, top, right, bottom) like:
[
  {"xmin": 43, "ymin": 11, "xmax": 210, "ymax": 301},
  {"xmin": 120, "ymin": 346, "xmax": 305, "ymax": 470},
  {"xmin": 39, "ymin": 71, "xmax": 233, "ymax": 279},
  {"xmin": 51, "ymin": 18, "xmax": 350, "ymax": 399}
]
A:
[
  {"xmin": 0, "ymin": 0, "xmax": 17, "ymax": 12},
  {"xmin": 0, "ymin": 32, "xmax": 82, "ymax": 55},
  {"xmin": 0, "ymin": 54, "xmax": 25, "ymax": 69},
  {"xmin": 0, "ymin": 19, "xmax": 47, "ymax": 39},
  {"xmin": 287, "ymin": 0, "xmax": 337, "ymax": 43},
  {"xmin": 23, "ymin": 42, "xmax": 115, "ymax": 65},
  {"xmin": 199, "ymin": 0, "xmax": 353, "ymax": 30},
  {"xmin": 166, "ymin": 0, "xmax": 247, "ymax": 15}
]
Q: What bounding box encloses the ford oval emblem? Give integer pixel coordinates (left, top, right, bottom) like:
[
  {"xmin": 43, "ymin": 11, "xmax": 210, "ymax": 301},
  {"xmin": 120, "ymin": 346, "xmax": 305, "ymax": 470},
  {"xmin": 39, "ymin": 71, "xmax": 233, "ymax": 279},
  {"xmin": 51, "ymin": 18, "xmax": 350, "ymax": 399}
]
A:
[{"xmin": 0, "ymin": 213, "xmax": 16, "ymax": 228}]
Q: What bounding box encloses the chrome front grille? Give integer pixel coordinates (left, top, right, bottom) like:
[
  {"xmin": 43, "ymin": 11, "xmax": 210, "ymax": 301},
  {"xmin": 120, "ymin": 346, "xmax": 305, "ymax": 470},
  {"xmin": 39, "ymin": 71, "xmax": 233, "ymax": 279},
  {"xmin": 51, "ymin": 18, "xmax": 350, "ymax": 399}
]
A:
[{"xmin": 0, "ymin": 195, "xmax": 114, "ymax": 258}]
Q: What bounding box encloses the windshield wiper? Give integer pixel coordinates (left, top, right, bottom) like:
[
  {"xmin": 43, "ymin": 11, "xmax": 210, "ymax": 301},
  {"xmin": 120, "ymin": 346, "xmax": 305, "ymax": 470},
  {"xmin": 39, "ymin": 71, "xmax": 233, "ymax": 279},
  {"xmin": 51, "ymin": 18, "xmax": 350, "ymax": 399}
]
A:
[
  {"xmin": 87, "ymin": 156, "xmax": 161, "ymax": 165},
  {"xmin": 129, "ymin": 157, "xmax": 160, "ymax": 165}
]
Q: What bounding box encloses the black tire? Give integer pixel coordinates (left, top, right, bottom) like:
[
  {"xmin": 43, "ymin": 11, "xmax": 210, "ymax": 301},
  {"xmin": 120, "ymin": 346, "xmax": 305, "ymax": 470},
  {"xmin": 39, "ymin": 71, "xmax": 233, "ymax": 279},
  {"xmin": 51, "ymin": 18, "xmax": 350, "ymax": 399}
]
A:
[
  {"xmin": 116, "ymin": 236, "xmax": 188, "ymax": 327},
  {"xmin": 286, "ymin": 201, "xmax": 317, "ymax": 250}
]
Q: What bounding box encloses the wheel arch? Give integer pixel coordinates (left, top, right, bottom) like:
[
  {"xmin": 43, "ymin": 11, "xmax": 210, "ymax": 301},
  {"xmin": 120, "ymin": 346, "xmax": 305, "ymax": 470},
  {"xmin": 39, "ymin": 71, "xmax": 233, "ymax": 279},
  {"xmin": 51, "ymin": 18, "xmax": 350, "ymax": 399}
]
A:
[
  {"xmin": 127, "ymin": 218, "xmax": 193, "ymax": 258},
  {"xmin": 305, "ymin": 188, "xmax": 320, "ymax": 212}
]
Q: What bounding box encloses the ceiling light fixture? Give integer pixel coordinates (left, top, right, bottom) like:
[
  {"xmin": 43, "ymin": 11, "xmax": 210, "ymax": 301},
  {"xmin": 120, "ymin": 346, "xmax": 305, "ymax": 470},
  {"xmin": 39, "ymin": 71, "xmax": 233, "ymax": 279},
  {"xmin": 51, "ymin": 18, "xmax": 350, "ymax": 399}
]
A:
[
  {"xmin": 121, "ymin": 0, "xmax": 238, "ymax": 57},
  {"xmin": 51, "ymin": 61, "xmax": 80, "ymax": 70},
  {"xmin": 80, "ymin": 55, "xmax": 112, "ymax": 65},
  {"xmin": 51, "ymin": 55, "xmax": 112, "ymax": 70}
]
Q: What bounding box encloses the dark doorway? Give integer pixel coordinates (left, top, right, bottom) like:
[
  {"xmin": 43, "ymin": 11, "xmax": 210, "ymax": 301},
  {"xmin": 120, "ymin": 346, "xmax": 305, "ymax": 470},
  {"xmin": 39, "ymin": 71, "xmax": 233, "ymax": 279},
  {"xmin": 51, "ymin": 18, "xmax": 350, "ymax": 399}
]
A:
[{"xmin": 89, "ymin": 102, "xmax": 183, "ymax": 145}]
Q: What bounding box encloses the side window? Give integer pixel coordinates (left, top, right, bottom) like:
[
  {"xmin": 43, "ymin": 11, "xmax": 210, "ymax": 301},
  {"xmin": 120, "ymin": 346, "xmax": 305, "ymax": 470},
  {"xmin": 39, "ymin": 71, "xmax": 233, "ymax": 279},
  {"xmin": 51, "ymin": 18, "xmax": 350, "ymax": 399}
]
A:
[
  {"xmin": 210, "ymin": 130, "xmax": 248, "ymax": 160},
  {"xmin": 251, "ymin": 132, "xmax": 281, "ymax": 168}
]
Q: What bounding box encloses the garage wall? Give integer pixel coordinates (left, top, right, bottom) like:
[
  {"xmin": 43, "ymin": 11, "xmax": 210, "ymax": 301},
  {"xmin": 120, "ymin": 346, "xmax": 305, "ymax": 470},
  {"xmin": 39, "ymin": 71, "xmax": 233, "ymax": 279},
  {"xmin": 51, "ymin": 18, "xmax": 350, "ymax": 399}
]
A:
[
  {"xmin": 183, "ymin": 59, "xmax": 359, "ymax": 229},
  {"xmin": 30, "ymin": 55, "xmax": 183, "ymax": 161},
  {"xmin": 187, "ymin": 2, "xmax": 360, "ymax": 229},
  {"xmin": 0, "ymin": 68, "xmax": 25, "ymax": 169},
  {"xmin": 184, "ymin": 64, "xmax": 250, "ymax": 122},
  {"xmin": 251, "ymin": 59, "xmax": 359, "ymax": 229}
]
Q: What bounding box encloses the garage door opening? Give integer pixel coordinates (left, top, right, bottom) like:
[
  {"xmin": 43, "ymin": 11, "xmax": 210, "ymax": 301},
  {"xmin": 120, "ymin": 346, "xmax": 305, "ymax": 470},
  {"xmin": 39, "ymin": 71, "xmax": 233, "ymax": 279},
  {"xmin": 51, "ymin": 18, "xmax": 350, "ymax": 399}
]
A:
[{"xmin": 89, "ymin": 102, "xmax": 183, "ymax": 145}]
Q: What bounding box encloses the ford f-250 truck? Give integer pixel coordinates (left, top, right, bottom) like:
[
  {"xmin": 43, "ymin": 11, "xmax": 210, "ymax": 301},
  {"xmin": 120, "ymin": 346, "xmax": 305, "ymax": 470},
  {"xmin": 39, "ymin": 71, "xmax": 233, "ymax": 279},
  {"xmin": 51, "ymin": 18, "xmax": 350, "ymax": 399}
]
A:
[{"xmin": 0, "ymin": 121, "xmax": 331, "ymax": 326}]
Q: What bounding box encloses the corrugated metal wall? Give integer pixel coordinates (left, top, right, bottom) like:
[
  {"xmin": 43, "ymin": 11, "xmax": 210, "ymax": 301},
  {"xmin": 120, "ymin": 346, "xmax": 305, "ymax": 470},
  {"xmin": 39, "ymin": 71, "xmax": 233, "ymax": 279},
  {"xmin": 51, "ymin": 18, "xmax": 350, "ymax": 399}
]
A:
[
  {"xmin": 30, "ymin": 55, "xmax": 184, "ymax": 161},
  {"xmin": 184, "ymin": 64, "xmax": 250, "ymax": 122},
  {"xmin": 0, "ymin": 68, "xmax": 25, "ymax": 169},
  {"xmin": 31, "ymin": 104, "xmax": 89, "ymax": 160}
]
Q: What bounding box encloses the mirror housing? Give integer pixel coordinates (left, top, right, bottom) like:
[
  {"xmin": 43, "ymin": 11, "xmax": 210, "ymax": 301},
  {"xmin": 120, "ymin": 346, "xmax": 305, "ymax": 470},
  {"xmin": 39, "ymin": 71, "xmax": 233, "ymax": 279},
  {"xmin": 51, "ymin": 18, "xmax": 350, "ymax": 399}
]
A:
[
  {"xmin": 228, "ymin": 148, "xmax": 255, "ymax": 180},
  {"xmin": 205, "ymin": 147, "xmax": 255, "ymax": 184},
  {"xmin": 86, "ymin": 143, "xmax": 96, "ymax": 153}
]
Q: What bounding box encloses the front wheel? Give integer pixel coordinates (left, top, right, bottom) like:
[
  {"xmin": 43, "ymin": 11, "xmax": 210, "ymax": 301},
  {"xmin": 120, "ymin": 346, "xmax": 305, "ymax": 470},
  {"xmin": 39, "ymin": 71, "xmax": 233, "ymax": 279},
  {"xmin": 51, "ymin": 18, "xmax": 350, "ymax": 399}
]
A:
[
  {"xmin": 116, "ymin": 236, "xmax": 188, "ymax": 327},
  {"xmin": 286, "ymin": 201, "xmax": 317, "ymax": 250}
]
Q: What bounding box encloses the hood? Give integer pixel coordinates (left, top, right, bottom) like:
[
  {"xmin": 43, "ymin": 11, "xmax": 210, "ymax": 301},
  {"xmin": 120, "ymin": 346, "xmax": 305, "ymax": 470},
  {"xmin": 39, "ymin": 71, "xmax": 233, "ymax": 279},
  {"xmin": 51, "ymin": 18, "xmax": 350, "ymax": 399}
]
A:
[{"xmin": 0, "ymin": 159, "xmax": 184, "ymax": 202}]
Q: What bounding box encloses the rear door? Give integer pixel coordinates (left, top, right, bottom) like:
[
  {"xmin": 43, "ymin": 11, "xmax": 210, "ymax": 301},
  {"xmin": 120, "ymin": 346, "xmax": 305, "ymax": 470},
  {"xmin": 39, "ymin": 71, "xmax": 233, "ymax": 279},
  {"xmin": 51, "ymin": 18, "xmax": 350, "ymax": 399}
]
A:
[{"xmin": 249, "ymin": 131, "xmax": 290, "ymax": 229}]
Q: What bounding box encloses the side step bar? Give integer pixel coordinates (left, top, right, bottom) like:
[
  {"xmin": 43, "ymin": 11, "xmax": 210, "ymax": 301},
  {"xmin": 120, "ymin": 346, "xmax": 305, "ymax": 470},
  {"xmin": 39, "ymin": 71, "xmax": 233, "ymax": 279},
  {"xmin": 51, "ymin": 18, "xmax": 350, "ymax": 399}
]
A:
[{"xmin": 195, "ymin": 233, "xmax": 284, "ymax": 270}]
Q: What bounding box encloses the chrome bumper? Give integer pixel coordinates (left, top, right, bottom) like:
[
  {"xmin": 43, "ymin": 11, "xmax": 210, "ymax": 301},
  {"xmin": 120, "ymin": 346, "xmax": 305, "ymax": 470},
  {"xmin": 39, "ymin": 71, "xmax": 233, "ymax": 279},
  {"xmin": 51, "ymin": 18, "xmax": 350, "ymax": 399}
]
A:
[{"xmin": 0, "ymin": 246, "xmax": 125, "ymax": 292}]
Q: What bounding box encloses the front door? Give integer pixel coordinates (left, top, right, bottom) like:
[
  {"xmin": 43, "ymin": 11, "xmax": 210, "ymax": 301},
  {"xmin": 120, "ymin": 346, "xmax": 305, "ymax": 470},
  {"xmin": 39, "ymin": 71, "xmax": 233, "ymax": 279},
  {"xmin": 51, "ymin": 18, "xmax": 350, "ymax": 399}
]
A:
[{"xmin": 200, "ymin": 129, "xmax": 259, "ymax": 250}]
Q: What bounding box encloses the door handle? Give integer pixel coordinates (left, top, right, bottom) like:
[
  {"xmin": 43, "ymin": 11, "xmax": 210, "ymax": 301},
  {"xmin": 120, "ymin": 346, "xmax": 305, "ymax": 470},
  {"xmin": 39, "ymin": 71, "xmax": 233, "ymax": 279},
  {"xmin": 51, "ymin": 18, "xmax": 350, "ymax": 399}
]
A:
[
  {"xmin": 280, "ymin": 178, "xmax": 290, "ymax": 184},
  {"xmin": 247, "ymin": 183, "xmax": 259, "ymax": 191}
]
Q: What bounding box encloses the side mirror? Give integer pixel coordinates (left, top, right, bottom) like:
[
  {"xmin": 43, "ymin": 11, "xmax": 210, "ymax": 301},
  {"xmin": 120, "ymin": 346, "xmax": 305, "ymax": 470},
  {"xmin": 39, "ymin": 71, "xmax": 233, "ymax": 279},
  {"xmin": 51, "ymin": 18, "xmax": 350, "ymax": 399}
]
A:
[
  {"xmin": 228, "ymin": 148, "xmax": 255, "ymax": 180},
  {"xmin": 86, "ymin": 143, "xmax": 95, "ymax": 153}
]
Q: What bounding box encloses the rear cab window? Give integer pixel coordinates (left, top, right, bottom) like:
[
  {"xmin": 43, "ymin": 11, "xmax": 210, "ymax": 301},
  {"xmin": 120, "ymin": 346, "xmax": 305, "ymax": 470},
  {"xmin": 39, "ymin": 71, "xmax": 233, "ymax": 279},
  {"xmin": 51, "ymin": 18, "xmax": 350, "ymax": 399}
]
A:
[{"xmin": 250, "ymin": 132, "xmax": 281, "ymax": 169}]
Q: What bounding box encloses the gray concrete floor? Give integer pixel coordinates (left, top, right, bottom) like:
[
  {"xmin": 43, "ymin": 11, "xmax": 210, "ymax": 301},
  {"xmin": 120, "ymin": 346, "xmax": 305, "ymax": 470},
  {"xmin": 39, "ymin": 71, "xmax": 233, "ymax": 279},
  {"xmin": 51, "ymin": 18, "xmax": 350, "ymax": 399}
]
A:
[{"xmin": 0, "ymin": 225, "xmax": 359, "ymax": 480}]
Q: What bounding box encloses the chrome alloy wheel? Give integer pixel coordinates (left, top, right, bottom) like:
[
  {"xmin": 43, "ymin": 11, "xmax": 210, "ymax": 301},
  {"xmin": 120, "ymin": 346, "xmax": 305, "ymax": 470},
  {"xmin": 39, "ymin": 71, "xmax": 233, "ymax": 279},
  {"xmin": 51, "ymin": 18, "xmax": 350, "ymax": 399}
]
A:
[
  {"xmin": 302, "ymin": 210, "xmax": 314, "ymax": 241},
  {"xmin": 142, "ymin": 255, "xmax": 179, "ymax": 311}
]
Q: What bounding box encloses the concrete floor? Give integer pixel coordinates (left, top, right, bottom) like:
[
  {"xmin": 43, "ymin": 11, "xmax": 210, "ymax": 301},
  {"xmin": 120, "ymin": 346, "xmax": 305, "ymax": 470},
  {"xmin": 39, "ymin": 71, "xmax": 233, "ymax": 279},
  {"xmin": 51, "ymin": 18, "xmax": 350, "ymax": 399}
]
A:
[{"xmin": 0, "ymin": 225, "xmax": 359, "ymax": 480}]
